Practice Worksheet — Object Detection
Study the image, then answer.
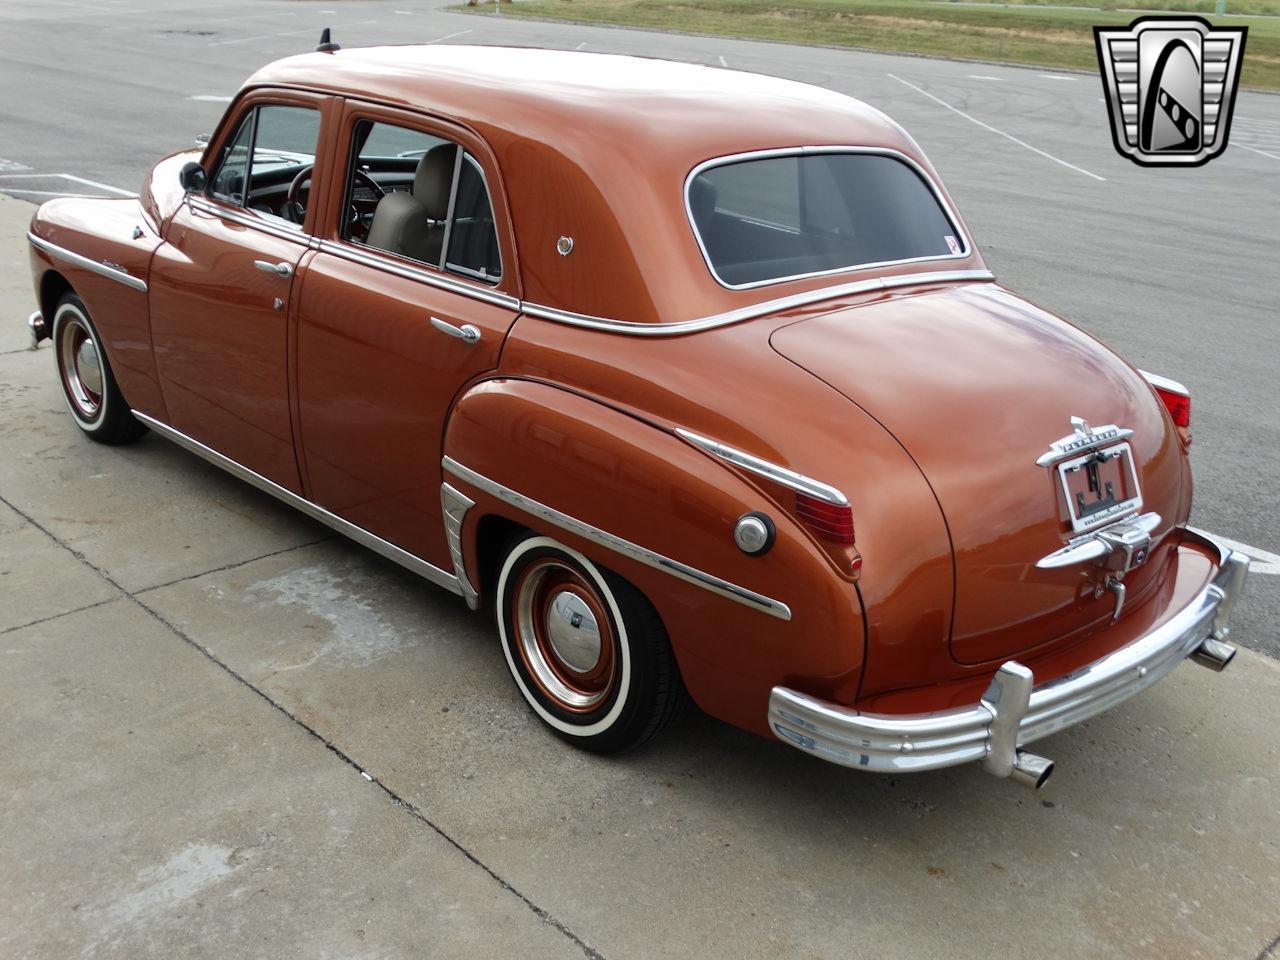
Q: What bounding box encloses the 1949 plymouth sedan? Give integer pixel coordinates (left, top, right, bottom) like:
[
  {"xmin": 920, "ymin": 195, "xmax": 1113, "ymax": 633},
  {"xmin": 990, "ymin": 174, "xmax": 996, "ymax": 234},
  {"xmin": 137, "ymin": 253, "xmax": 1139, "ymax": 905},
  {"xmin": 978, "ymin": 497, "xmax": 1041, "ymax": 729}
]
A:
[{"xmin": 25, "ymin": 42, "xmax": 1250, "ymax": 789}]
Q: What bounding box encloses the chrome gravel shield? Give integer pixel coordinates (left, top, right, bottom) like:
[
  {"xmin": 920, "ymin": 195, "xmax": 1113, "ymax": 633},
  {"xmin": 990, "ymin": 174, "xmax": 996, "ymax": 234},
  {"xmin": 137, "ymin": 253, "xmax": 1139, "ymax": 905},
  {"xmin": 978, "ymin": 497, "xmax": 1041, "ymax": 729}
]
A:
[{"xmin": 768, "ymin": 529, "xmax": 1248, "ymax": 787}]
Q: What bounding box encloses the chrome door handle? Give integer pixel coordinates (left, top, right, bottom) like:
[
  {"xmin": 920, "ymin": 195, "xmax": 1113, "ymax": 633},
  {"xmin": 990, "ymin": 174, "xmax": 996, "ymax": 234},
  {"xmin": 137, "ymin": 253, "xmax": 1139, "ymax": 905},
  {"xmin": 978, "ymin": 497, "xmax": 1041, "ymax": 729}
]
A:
[
  {"xmin": 430, "ymin": 317, "xmax": 481, "ymax": 344},
  {"xmin": 253, "ymin": 260, "xmax": 293, "ymax": 278}
]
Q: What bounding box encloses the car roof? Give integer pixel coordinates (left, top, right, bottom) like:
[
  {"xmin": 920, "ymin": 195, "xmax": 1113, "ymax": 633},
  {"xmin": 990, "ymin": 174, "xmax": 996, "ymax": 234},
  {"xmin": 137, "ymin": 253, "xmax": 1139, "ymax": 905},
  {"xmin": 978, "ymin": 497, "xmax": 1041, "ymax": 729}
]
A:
[{"xmin": 245, "ymin": 46, "xmax": 980, "ymax": 326}]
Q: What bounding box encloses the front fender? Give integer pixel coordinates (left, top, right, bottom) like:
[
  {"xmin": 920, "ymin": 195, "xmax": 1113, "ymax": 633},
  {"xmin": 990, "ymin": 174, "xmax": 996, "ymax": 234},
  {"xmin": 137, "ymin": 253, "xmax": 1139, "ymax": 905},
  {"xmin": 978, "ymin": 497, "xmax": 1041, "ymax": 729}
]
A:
[
  {"xmin": 442, "ymin": 378, "xmax": 865, "ymax": 736},
  {"xmin": 29, "ymin": 198, "xmax": 166, "ymax": 419}
]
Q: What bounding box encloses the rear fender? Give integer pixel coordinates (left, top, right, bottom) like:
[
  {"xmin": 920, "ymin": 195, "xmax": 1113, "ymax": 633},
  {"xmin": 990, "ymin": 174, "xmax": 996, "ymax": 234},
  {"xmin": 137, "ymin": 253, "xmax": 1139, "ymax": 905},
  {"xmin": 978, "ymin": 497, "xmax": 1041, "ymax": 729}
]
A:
[{"xmin": 442, "ymin": 378, "xmax": 865, "ymax": 735}]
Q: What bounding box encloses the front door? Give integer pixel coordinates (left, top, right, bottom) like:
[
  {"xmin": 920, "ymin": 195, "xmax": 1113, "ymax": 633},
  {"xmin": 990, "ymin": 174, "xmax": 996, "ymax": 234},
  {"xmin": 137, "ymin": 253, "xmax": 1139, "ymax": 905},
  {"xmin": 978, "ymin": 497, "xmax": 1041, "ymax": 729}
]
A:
[
  {"xmin": 150, "ymin": 95, "xmax": 332, "ymax": 493},
  {"xmin": 295, "ymin": 106, "xmax": 520, "ymax": 568}
]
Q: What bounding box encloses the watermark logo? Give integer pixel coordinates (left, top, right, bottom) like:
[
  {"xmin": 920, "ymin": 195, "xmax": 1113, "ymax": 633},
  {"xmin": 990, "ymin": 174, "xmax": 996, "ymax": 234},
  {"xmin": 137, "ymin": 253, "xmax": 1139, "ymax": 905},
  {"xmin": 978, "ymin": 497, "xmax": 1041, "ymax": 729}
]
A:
[{"xmin": 1095, "ymin": 16, "xmax": 1247, "ymax": 167}]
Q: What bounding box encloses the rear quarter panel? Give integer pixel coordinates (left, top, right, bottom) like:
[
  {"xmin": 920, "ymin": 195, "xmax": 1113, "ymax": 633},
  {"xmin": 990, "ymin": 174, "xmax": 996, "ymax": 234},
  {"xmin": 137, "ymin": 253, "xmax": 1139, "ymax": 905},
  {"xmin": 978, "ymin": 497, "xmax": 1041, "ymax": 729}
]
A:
[{"xmin": 443, "ymin": 378, "xmax": 866, "ymax": 736}]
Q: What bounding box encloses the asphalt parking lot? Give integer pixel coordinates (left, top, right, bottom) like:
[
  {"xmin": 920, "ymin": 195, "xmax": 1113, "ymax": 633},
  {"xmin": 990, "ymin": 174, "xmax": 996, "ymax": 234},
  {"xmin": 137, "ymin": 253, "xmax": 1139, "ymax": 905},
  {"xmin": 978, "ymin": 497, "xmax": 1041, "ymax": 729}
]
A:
[{"xmin": 2, "ymin": 1, "xmax": 1279, "ymax": 957}]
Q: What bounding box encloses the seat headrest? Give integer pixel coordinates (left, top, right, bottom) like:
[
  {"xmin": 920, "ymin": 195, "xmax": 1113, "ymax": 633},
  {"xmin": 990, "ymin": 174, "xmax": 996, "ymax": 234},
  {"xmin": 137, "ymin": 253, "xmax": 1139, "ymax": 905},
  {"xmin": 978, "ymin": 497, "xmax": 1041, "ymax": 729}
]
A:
[
  {"xmin": 414, "ymin": 144, "xmax": 458, "ymax": 220},
  {"xmin": 365, "ymin": 191, "xmax": 435, "ymax": 264},
  {"xmin": 689, "ymin": 178, "xmax": 718, "ymax": 227}
]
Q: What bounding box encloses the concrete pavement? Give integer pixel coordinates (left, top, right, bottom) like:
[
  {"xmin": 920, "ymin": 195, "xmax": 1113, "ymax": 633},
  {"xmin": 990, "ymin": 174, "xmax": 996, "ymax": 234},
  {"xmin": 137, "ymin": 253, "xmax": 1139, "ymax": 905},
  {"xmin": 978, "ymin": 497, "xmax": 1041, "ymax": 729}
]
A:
[{"xmin": 2, "ymin": 192, "xmax": 1279, "ymax": 959}]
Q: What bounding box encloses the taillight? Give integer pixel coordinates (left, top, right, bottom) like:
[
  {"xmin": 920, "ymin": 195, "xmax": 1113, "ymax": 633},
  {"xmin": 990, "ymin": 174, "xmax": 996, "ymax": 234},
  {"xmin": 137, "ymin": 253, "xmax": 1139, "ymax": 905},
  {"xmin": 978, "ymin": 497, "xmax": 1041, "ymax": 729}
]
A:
[
  {"xmin": 1155, "ymin": 386, "xmax": 1191, "ymax": 429},
  {"xmin": 795, "ymin": 492, "xmax": 855, "ymax": 544},
  {"xmin": 1140, "ymin": 370, "xmax": 1191, "ymax": 430}
]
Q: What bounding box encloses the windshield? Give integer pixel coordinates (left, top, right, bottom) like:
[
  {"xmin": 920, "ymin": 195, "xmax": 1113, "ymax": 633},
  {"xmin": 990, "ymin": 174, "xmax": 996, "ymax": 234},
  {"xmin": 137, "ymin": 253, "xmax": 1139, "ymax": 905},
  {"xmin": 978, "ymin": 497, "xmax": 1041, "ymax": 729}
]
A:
[{"xmin": 687, "ymin": 151, "xmax": 966, "ymax": 289}]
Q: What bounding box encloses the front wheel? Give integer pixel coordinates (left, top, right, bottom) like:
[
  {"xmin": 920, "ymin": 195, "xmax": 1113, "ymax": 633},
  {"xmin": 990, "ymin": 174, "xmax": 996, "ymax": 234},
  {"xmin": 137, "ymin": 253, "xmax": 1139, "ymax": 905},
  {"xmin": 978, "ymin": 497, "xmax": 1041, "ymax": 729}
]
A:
[
  {"xmin": 52, "ymin": 294, "xmax": 146, "ymax": 445},
  {"xmin": 495, "ymin": 532, "xmax": 689, "ymax": 753}
]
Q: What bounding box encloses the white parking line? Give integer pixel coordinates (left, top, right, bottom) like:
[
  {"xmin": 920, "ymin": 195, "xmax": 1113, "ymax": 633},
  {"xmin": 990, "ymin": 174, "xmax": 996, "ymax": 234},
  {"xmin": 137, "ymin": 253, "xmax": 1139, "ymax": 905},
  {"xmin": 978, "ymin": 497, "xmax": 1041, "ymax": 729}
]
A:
[
  {"xmin": 719, "ymin": 55, "xmax": 728, "ymax": 67},
  {"xmin": 1191, "ymin": 529, "xmax": 1280, "ymax": 575},
  {"xmin": 1238, "ymin": 143, "xmax": 1280, "ymax": 161},
  {"xmin": 188, "ymin": 95, "xmax": 232, "ymax": 103},
  {"xmin": 887, "ymin": 73, "xmax": 1107, "ymax": 181},
  {"xmin": 429, "ymin": 29, "xmax": 471, "ymax": 44},
  {"xmin": 211, "ymin": 19, "xmax": 375, "ymax": 46},
  {"xmin": 0, "ymin": 173, "xmax": 135, "ymax": 198},
  {"xmin": 968, "ymin": 75, "xmax": 1004, "ymax": 81},
  {"xmin": 575, "ymin": 41, "xmax": 587, "ymax": 50},
  {"xmin": 0, "ymin": 158, "xmax": 30, "ymax": 172},
  {"xmin": 1039, "ymin": 74, "xmax": 1076, "ymax": 81}
]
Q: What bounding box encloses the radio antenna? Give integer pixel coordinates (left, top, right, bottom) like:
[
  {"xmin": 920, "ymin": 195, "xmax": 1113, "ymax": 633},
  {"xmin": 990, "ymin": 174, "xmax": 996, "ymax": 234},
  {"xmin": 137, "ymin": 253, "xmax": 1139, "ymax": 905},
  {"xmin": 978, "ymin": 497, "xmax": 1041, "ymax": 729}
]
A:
[{"xmin": 316, "ymin": 27, "xmax": 341, "ymax": 53}]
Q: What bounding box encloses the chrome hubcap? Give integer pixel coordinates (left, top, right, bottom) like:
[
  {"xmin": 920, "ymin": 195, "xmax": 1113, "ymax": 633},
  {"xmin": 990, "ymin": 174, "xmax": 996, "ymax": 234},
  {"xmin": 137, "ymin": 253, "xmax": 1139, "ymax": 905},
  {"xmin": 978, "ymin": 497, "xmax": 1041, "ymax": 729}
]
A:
[
  {"xmin": 77, "ymin": 339, "xmax": 103, "ymax": 397},
  {"xmin": 58, "ymin": 311, "xmax": 104, "ymax": 420},
  {"xmin": 545, "ymin": 590, "xmax": 602, "ymax": 672}
]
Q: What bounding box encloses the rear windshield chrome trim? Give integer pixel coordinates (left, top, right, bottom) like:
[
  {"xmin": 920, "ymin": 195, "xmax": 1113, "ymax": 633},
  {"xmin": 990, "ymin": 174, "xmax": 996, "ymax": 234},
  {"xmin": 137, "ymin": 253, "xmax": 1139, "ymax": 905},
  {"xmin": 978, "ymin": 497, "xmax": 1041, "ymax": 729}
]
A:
[
  {"xmin": 28, "ymin": 233, "xmax": 149, "ymax": 293},
  {"xmin": 521, "ymin": 269, "xmax": 995, "ymax": 337},
  {"xmin": 684, "ymin": 146, "xmax": 972, "ymax": 292},
  {"xmin": 315, "ymin": 239, "xmax": 520, "ymax": 310}
]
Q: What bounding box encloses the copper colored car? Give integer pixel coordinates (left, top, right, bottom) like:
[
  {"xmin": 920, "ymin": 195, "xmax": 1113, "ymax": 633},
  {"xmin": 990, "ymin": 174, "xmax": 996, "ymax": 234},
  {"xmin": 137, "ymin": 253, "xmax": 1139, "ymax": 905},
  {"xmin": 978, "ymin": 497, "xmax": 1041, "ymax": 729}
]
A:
[{"xmin": 25, "ymin": 43, "xmax": 1250, "ymax": 789}]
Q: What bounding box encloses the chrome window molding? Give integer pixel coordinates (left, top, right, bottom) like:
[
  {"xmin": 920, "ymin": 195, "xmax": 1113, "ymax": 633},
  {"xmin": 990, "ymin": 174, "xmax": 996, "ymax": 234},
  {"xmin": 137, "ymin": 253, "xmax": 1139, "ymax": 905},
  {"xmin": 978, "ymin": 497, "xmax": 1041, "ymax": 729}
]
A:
[
  {"xmin": 441, "ymin": 482, "xmax": 480, "ymax": 610},
  {"xmin": 187, "ymin": 196, "xmax": 313, "ymax": 247},
  {"xmin": 520, "ymin": 268, "xmax": 995, "ymax": 337},
  {"xmin": 684, "ymin": 146, "xmax": 972, "ymax": 292},
  {"xmin": 675, "ymin": 429, "xmax": 848, "ymax": 506},
  {"xmin": 441, "ymin": 456, "xmax": 792, "ymax": 621},
  {"xmin": 315, "ymin": 239, "xmax": 520, "ymax": 310},
  {"xmin": 27, "ymin": 233, "xmax": 148, "ymax": 293},
  {"xmin": 134, "ymin": 412, "xmax": 463, "ymax": 596}
]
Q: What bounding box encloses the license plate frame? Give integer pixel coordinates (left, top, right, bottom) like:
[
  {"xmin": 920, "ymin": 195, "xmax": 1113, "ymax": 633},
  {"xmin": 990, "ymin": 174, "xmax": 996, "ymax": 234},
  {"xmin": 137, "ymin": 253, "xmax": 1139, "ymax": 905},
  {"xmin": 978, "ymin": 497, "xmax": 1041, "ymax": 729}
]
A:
[{"xmin": 1057, "ymin": 441, "xmax": 1143, "ymax": 534}]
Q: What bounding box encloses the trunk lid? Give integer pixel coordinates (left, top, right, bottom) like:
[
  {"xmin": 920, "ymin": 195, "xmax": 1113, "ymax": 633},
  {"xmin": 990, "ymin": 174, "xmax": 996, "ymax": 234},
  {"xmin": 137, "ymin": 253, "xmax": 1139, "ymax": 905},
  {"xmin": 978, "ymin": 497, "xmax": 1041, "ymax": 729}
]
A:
[{"xmin": 770, "ymin": 282, "xmax": 1183, "ymax": 665}]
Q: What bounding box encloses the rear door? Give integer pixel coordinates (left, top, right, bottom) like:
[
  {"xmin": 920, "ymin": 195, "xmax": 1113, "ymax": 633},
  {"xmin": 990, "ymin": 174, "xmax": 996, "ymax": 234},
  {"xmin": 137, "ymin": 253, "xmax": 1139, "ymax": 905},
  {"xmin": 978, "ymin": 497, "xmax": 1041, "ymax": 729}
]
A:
[
  {"xmin": 294, "ymin": 102, "xmax": 520, "ymax": 569},
  {"xmin": 150, "ymin": 92, "xmax": 336, "ymax": 493}
]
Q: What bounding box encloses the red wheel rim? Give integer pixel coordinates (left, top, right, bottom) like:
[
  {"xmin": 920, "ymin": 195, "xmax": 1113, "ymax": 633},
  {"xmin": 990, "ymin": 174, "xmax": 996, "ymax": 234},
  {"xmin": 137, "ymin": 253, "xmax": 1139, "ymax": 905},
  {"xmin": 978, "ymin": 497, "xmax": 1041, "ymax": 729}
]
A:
[
  {"xmin": 57, "ymin": 311, "xmax": 104, "ymax": 421},
  {"xmin": 510, "ymin": 558, "xmax": 618, "ymax": 713}
]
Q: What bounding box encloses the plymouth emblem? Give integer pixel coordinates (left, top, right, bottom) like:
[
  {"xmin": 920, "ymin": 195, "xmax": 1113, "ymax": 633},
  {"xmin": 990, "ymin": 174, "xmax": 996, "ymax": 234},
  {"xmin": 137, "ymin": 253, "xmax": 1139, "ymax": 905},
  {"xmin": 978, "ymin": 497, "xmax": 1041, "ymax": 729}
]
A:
[
  {"xmin": 1095, "ymin": 16, "xmax": 1247, "ymax": 167},
  {"xmin": 1039, "ymin": 417, "xmax": 1144, "ymax": 534}
]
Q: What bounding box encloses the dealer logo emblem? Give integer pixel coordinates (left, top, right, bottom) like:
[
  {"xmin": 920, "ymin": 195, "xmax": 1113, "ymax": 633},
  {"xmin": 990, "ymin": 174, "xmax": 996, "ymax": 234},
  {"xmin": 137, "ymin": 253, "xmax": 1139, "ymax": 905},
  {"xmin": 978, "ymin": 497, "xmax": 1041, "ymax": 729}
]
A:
[{"xmin": 1095, "ymin": 16, "xmax": 1247, "ymax": 167}]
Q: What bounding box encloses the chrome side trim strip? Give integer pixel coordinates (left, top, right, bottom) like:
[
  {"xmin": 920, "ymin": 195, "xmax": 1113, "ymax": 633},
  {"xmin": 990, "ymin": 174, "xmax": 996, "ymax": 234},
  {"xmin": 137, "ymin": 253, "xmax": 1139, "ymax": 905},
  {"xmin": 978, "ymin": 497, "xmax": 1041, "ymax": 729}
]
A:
[
  {"xmin": 133, "ymin": 412, "xmax": 463, "ymax": 596},
  {"xmin": 769, "ymin": 528, "xmax": 1247, "ymax": 775},
  {"xmin": 315, "ymin": 239, "xmax": 520, "ymax": 310},
  {"xmin": 441, "ymin": 456, "xmax": 792, "ymax": 621},
  {"xmin": 28, "ymin": 233, "xmax": 148, "ymax": 293},
  {"xmin": 675, "ymin": 429, "xmax": 849, "ymax": 506},
  {"xmin": 441, "ymin": 482, "xmax": 479, "ymax": 610},
  {"xmin": 186, "ymin": 197, "xmax": 312, "ymax": 247},
  {"xmin": 519, "ymin": 269, "xmax": 995, "ymax": 337},
  {"xmin": 684, "ymin": 146, "xmax": 973, "ymax": 292}
]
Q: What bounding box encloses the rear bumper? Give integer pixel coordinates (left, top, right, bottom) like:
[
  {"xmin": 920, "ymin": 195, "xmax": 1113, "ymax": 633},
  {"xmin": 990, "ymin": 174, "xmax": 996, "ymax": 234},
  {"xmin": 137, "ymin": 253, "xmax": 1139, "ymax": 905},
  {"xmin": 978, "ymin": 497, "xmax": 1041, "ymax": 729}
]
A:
[{"xmin": 768, "ymin": 529, "xmax": 1249, "ymax": 786}]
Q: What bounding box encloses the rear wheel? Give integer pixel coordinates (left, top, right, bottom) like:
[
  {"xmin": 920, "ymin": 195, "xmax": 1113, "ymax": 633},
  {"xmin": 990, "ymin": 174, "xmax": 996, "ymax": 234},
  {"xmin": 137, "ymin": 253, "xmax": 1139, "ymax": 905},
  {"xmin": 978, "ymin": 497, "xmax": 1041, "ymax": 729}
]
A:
[
  {"xmin": 52, "ymin": 294, "xmax": 146, "ymax": 445},
  {"xmin": 495, "ymin": 532, "xmax": 689, "ymax": 753}
]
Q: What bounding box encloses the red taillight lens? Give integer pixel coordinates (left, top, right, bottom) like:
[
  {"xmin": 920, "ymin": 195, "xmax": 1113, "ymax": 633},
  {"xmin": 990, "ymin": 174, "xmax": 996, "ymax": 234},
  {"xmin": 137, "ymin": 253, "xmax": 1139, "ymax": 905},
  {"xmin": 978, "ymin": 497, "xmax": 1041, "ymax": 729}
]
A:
[
  {"xmin": 795, "ymin": 493, "xmax": 855, "ymax": 544},
  {"xmin": 1154, "ymin": 386, "xmax": 1191, "ymax": 429}
]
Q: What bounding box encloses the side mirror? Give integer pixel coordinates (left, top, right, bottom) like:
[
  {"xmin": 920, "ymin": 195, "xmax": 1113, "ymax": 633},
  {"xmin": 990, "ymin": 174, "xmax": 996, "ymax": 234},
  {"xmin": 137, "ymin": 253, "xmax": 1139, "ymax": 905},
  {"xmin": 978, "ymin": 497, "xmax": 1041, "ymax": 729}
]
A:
[{"xmin": 179, "ymin": 161, "xmax": 207, "ymax": 193}]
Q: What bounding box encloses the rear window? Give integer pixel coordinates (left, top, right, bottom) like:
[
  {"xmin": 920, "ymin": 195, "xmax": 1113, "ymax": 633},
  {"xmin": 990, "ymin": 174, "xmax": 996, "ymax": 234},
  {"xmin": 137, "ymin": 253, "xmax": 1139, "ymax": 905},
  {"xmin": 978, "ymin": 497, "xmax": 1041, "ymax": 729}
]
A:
[{"xmin": 687, "ymin": 152, "xmax": 965, "ymax": 288}]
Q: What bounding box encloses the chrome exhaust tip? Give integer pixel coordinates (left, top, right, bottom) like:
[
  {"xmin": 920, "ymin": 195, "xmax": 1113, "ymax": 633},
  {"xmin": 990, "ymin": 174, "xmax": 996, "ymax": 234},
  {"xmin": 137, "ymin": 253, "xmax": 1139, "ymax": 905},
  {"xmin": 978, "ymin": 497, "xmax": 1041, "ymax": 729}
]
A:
[
  {"xmin": 1190, "ymin": 637, "xmax": 1236, "ymax": 672},
  {"xmin": 1008, "ymin": 751, "xmax": 1054, "ymax": 790}
]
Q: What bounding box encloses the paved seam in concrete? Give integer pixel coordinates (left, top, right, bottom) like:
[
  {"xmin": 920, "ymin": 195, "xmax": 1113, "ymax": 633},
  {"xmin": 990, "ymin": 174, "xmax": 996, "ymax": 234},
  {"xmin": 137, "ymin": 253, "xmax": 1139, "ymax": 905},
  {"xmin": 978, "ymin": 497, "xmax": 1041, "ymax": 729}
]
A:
[{"xmin": 0, "ymin": 488, "xmax": 607, "ymax": 960}]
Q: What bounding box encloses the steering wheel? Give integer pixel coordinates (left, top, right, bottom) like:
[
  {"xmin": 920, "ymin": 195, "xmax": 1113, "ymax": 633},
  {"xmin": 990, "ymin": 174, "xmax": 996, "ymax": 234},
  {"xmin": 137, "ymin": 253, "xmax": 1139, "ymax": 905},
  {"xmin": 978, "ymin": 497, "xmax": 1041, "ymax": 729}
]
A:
[{"xmin": 285, "ymin": 165, "xmax": 385, "ymax": 224}]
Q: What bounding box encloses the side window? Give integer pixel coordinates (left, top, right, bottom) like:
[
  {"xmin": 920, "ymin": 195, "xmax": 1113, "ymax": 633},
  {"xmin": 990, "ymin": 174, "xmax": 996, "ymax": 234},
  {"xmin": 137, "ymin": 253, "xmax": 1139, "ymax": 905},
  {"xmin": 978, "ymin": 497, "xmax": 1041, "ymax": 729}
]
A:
[
  {"xmin": 210, "ymin": 114, "xmax": 253, "ymax": 205},
  {"xmin": 342, "ymin": 118, "xmax": 502, "ymax": 284},
  {"xmin": 208, "ymin": 103, "xmax": 320, "ymax": 226},
  {"xmin": 445, "ymin": 157, "xmax": 502, "ymax": 283}
]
